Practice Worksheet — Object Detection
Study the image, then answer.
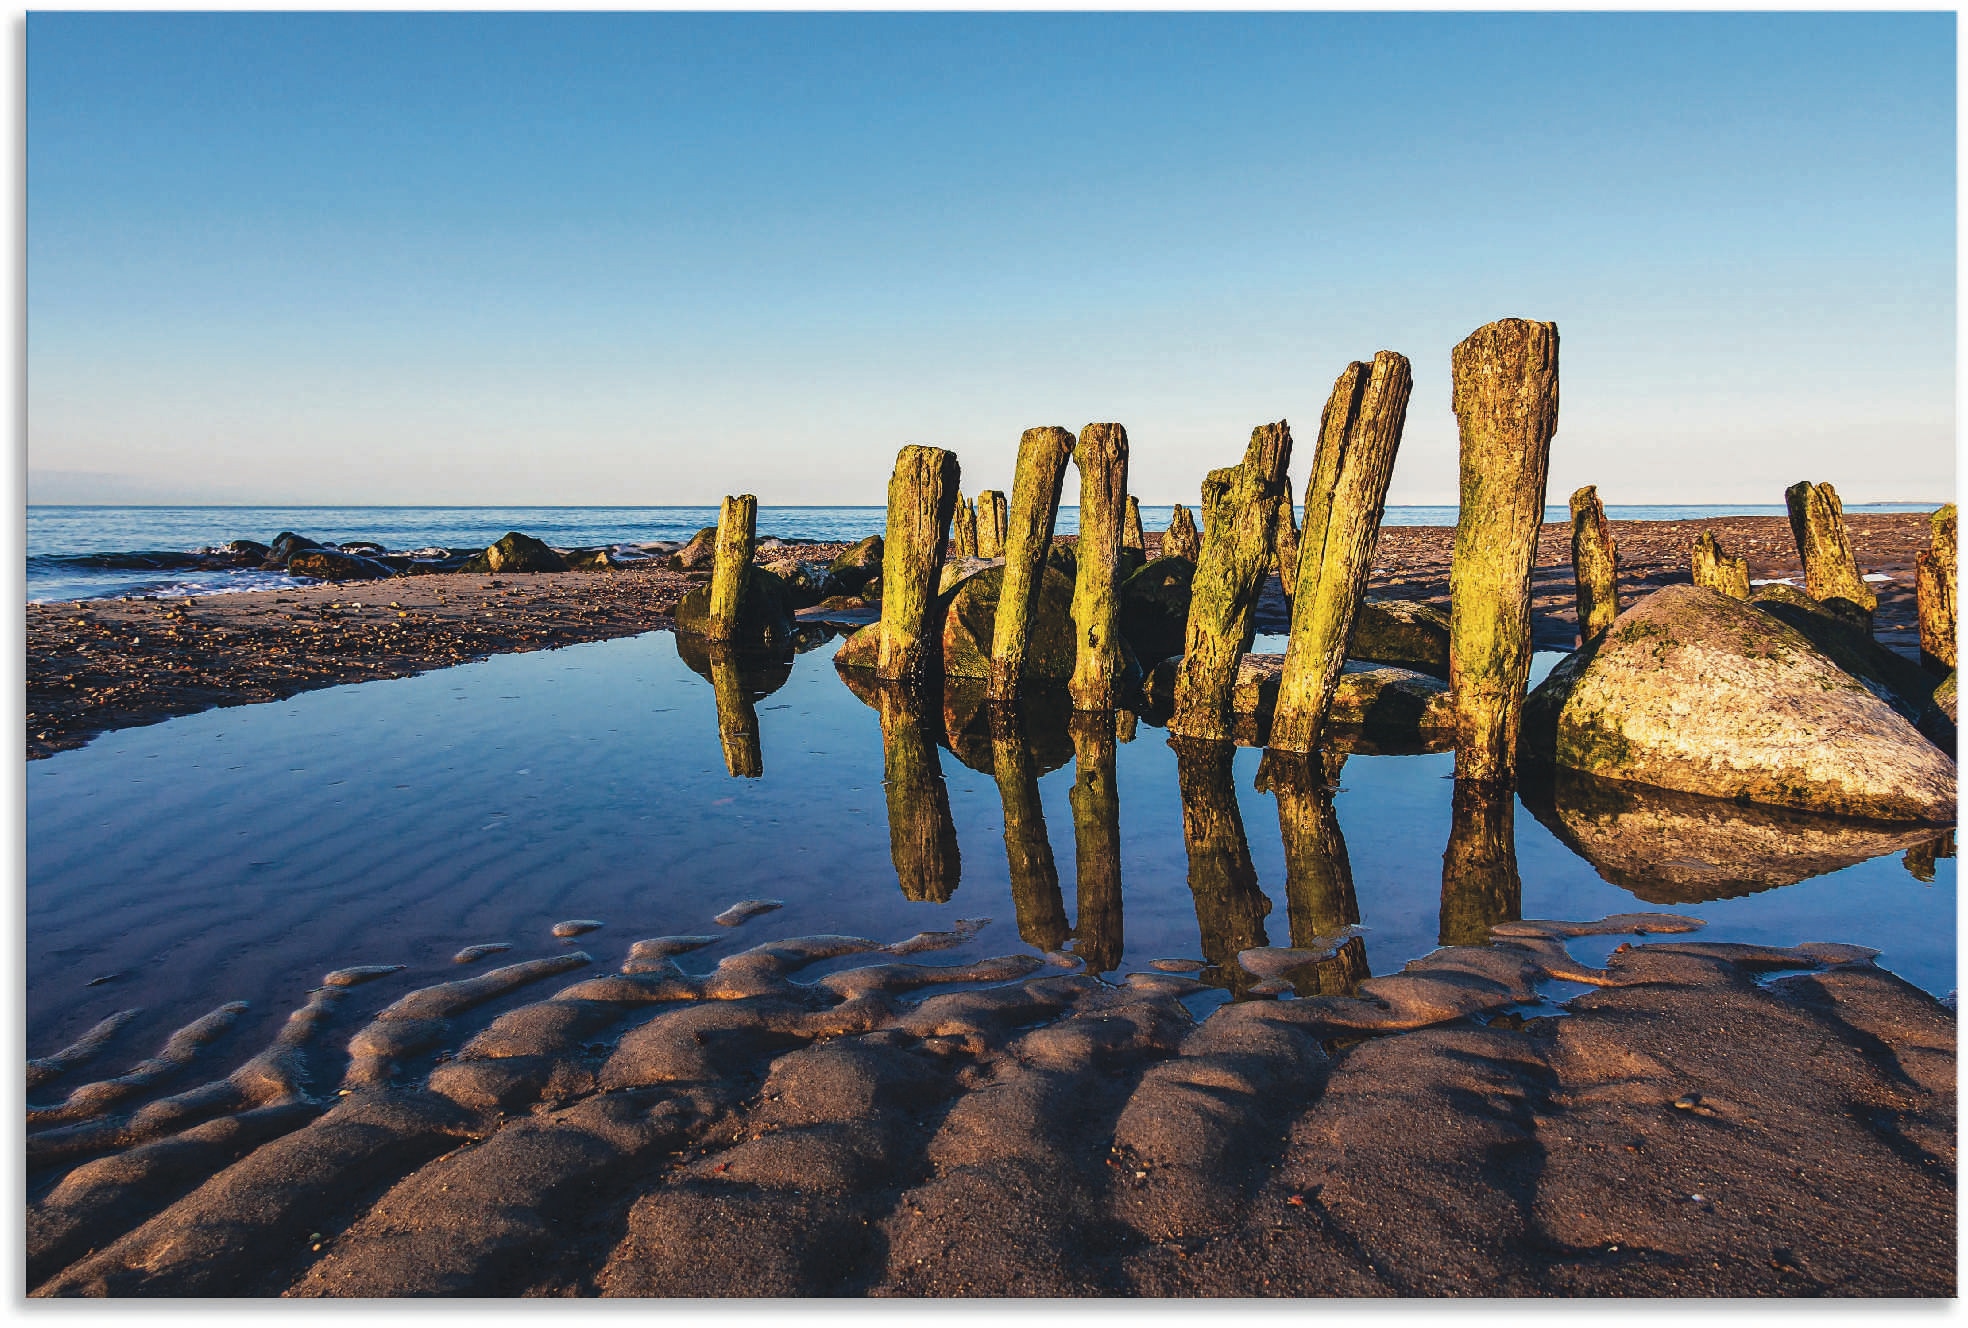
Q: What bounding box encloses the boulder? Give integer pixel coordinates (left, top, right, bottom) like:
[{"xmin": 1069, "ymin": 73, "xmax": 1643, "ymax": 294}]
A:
[
  {"xmin": 674, "ymin": 567, "xmax": 794, "ymax": 648},
  {"xmin": 827, "ymin": 535, "xmax": 884, "ymax": 593},
  {"xmin": 1936, "ymin": 670, "xmax": 1957, "ymax": 724},
  {"xmin": 1349, "ymin": 597, "xmax": 1451, "ymax": 677},
  {"xmin": 668, "ymin": 527, "xmax": 720, "ymax": 572},
  {"xmin": 286, "ymin": 549, "xmax": 396, "ymax": 582},
  {"xmin": 473, "ymin": 531, "xmax": 568, "ymax": 575},
  {"xmin": 215, "ymin": 539, "xmax": 271, "ymax": 564},
  {"xmin": 1118, "ymin": 556, "xmax": 1194, "ymax": 667},
  {"xmin": 759, "ymin": 557, "xmax": 836, "ymax": 608},
  {"xmin": 936, "ymin": 556, "xmax": 998, "ymax": 598},
  {"xmin": 1522, "ymin": 584, "xmax": 1956, "ymax": 823},
  {"xmin": 261, "ymin": 532, "xmax": 324, "ymax": 570},
  {"xmin": 1750, "ymin": 583, "xmax": 1944, "ymax": 730},
  {"xmin": 940, "ymin": 563, "xmax": 1076, "ymax": 681}
]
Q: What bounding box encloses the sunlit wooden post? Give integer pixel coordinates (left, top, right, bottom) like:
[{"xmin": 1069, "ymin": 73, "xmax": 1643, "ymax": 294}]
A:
[
  {"xmin": 1784, "ymin": 480, "xmax": 1877, "ymax": 622},
  {"xmin": 1163, "ymin": 503, "xmax": 1201, "ymax": 562},
  {"xmin": 1069, "ymin": 423, "xmax": 1131, "ymax": 711},
  {"xmin": 953, "ymin": 494, "xmax": 978, "ymax": 558},
  {"xmin": 1569, "ymin": 484, "xmax": 1618, "ymax": 642},
  {"xmin": 988, "ymin": 426, "xmax": 1076, "ymax": 702},
  {"xmin": 976, "ymin": 489, "xmax": 1009, "ymax": 560},
  {"xmin": 1691, "ymin": 530, "xmax": 1750, "ymax": 599},
  {"xmin": 1918, "ymin": 503, "xmax": 1956, "ymax": 673},
  {"xmin": 1123, "ymin": 496, "xmax": 1146, "ymax": 557},
  {"xmin": 704, "ymin": 494, "xmax": 758, "ymax": 643},
  {"xmin": 875, "ymin": 446, "xmax": 960, "ymax": 684}
]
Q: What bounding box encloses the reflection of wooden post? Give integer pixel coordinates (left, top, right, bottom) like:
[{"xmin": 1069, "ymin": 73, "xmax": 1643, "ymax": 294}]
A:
[
  {"xmin": 1163, "ymin": 503, "xmax": 1201, "ymax": 563},
  {"xmin": 992, "ymin": 708, "xmax": 1067, "ymax": 952},
  {"xmin": 976, "ymin": 490, "xmax": 1008, "ymax": 560},
  {"xmin": 1271, "ymin": 354, "xmax": 1412, "ymax": 754},
  {"xmin": 1068, "ymin": 713, "xmax": 1123, "ymax": 973},
  {"xmin": 1173, "ymin": 737, "xmax": 1272, "ymax": 996},
  {"xmin": 876, "ymin": 446, "xmax": 960, "ymax": 684},
  {"xmin": 1069, "ymin": 423, "xmax": 1131, "ymax": 711},
  {"xmin": 706, "ymin": 645, "xmax": 764, "ymax": 778},
  {"xmin": 1785, "ymin": 481, "xmax": 1877, "ymax": 620},
  {"xmin": 705, "ymin": 494, "xmax": 758, "ymax": 643},
  {"xmin": 1123, "ymin": 496, "xmax": 1146, "ymax": 556},
  {"xmin": 1692, "ymin": 531, "xmax": 1750, "ymax": 599},
  {"xmin": 877, "ymin": 684, "xmax": 961, "ymax": 902},
  {"xmin": 1114, "ymin": 708, "xmax": 1138, "ymax": 744},
  {"xmin": 989, "ymin": 427, "xmax": 1076, "ymax": 702},
  {"xmin": 1256, "ymin": 750, "xmax": 1367, "ymax": 995},
  {"xmin": 1569, "ymin": 485, "xmax": 1617, "ymax": 642},
  {"xmin": 953, "ymin": 494, "xmax": 978, "ymax": 558},
  {"xmin": 1170, "ymin": 423, "xmax": 1294, "ymax": 740},
  {"xmin": 1918, "ymin": 503, "xmax": 1957, "ymax": 673},
  {"xmin": 1449, "ymin": 319, "xmax": 1559, "ymax": 785},
  {"xmin": 1440, "ymin": 780, "xmax": 1522, "ymax": 946}
]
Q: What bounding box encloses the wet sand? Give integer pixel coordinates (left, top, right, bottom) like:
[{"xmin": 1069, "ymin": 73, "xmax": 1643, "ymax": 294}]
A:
[
  {"xmin": 26, "ymin": 517, "xmax": 1931, "ymax": 760},
  {"xmin": 25, "ymin": 911, "xmax": 1954, "ymax": 1297}
]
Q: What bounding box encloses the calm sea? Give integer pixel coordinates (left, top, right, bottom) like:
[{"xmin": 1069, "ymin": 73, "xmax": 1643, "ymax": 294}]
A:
[{"xmin": 25, "ymin": 502, "xmax": 1940, "ymax": 603}]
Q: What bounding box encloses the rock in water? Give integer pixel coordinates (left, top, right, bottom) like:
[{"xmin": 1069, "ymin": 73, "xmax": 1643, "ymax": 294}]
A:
[
  {"xmin": 1522, "ymin": 584, "xmax": 1956, "ymax": 823},
  {"xmin": 827, "ymin": 534, "xmax": 884, "ymax": 595},
  {"xmin": 667, "ymin": 527, "xmax": 720, "ymax": 572},
  {"xmin": 1144, "ymin": 654, "xmax": 1452, "ymax": 740},
  {"xmin": 940, "ymin": 563, "xmax": 1076, "ymax": 681},
  {"xmin": 467, "ymin": 532, "xmax": 568, "ymax": 574},
  {"xmin": 1348, "ymin": 597, "xmax": 1449, "ymax": 676},
  {"xmin": 675, "ymin": 567, "xmax": 793, "ymax": 649},
  {"xmin": 261, "ymin": 532, "xmax": 325, "ymax": 569},
  {"xmin": 287, "ymin": 549, "xmax": 396, "ymax": 582},
  {"xmin": 1118, "ymin": 556, "xmax": 1195, "ymax": 668}
]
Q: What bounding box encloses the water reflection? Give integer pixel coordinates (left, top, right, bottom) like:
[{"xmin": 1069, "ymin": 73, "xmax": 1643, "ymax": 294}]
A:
[
  {"xmin": 1172, "ymin": 737, "xmax": 1274, "ymax": 996},
  {"xmin": 990, "ymin": 706, "xmax": 1069, "ymax": 952},
  {"xmin": 673, "ymin": 635, "xmax": 794, "ymax": 779},
  {"xmin": 1068, "ymin": 712, "xmax": 1124, "ymax": 973},
  {"xmin": 869, "ymin": 682, "xmax": 964, "ymax": 902},
  {"xmin": 1440, "ymin": 780, "xmax": 1523, "ymax": 946},
  {"xmin": 1255, "ymin": 749, "xmax": 1369, "ymax": 995}
]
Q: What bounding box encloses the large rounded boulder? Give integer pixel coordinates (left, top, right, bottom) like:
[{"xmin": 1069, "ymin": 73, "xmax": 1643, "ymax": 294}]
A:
[
  {"xmin": 674, "ymin": 567, "xmax": 794, "ymax": 649},
  {"xmin": 1348, "ymin": 597, "xmax": 1450, "ymax": 677},
  {"xmin": 940, "ymin": 563, "xmax": 1076, "ymax": 681},
  {"xmin": 463, "ymin": 532, "xmax": 568, "ymax": 574},
  {"xmin": 1522, "ymin": 584, "xmax": 1956, "ymax": 823}
]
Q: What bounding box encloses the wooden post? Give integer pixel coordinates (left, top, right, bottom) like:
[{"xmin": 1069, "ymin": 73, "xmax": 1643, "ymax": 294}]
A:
[
  {"xmin": 1163, "ymin": 503, "xmax": 1201, "ymax": 563},
  {"xmin": 1255, "ymin": 750, "xmax": 1368, "ymax": 996},
  {"xmin": 704, "ymin": 494, "xmax": 757, "ymax": 643},
  {"xmin": 975, "ymin": 489, "xmax": 1008, "ymax": 560},
  {"xmin": 1569, "ymin": 484, "xmax": 1618, "ymax": 643},
  {"xmin": 988, "ymin": 426, "xmax": 1076, "ymax": 702},
  {"xmin": 1068, "ymin": 712, "xmax": 1123, "ymax": 973},
  {"xmin": 1069, "ymin": 423, "xmax": 1131, "ymax": 711},
  {"xmin": 706, "ymin": 644, "xmax": 763, "ymax": 778},
  {"xmin": 875, "ymin": 445, "xmax": 960, "ymax": 684},
  {"xmin": 1439, "ymin": 780, "xmax": 1521, "ymax": 946},
  {"xmin": 877, "ymin": 683, "xmax": 961, "ymax": 902},
  {"xmin": 1784, "ymin": 481, "xmax": 1877, "ymax": 619},
  {"xmin": 1918, "ymin": 502, "xmax": 1957, "ymax": 673},
  {"xmin": 1691, "ymin": 530, "xmax": 1750, "ymax": 599},
  {"xmin": 1169, "ymin": 422, "xmax": 1294, "ymax": 740},
  {"xmin": 1123, "ymin": 496, "xmax": 1146, "ymax": 556},
  {"xmin": 1173, "ymin": 737, "xmax": 1272, "ymax": 997},
  {"xmin": 1272, "ymin": 494, "xmax": 1302, "ymax": 602},
  {"xmin": 953, "ymin": 494, "xmax": 978, "ymax": 558},
  {"xmin": 1270, "ymin": 353, "xmax": 1413, "ymax": 755},
  {"xmin": 991, "ymin": 707, "xmax": 1068, "ymax": 953},
  {"xmin": 1449, "ymin": 319, "xmax": 1559, "ymax": 786}
]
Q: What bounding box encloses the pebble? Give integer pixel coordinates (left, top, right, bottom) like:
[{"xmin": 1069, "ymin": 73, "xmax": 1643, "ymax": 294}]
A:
[
  {"xmin": 323, "ymin": 965, "xmax": 406, "ymax": 987},
  {"xmin": 552, "ymin": 919, "xmax": 604, "ymax": 938},
  {"xmin": 1149, "ymin": 959, "xmax": 1207, "ymax": 973},
  {"xmin": 713, "ymin": 900, "xmax": 785, "ymax": 927},
  {"xmin": 452, "ymin": 943, "xmax": 513, "ymax": 965}
]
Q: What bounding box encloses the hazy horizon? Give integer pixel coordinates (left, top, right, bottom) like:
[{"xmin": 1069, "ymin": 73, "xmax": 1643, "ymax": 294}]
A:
[{"xmin": 28, "ymin": 13, "xmax": 1956, "ymax": 509}]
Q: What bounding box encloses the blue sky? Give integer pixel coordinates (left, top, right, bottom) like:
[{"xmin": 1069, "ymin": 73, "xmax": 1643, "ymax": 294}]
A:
[{"xmin": 26, "ymin": 12, "xmax": 1956, "ymax": 506}]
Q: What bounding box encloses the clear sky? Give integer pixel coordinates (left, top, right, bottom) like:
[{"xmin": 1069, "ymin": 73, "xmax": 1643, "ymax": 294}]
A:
[{"xmin": 26, "ymin": 11, "xmax": 1956, "ymax": 508}]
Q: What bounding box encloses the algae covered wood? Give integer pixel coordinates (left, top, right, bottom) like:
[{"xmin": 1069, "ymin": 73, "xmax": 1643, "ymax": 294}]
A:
[
  {"xmin": 991, "ymin": 708, "xmax": 1068, "ymax": 953},
  {"xmin": 1067, "ymin": 712, "xmax": 1123, "ymax": 973},
  {"xmin": 1448, "ymin": 318, "xmax": 1559, "ymax": 785},
  {"xmin": 1123, "ymin": 496, "xmax": 1146, "ymax": 556},
  {"xmin": 1568, "ymin": 484, "xmax": 1618, "ymax": 642},
  {"xmin": 1917, "ymin": 502, "xmax": 1956, "ymax": 673},
  {"xmin": 953, "ymin": 495, "xmax": 978, "ymax": 559},
  {"xmin": 1272, "ymin": 494, "xmax": 1302, "ymax": 602},
  {"xmin": 1069, "ymin": 423, "xmax": 1132, "ymax": 711},
  {"xmin": 875, "ymin": 445, "xmax": 961, "ymax": 684},
  {"xmin": 1784, "ymin": 480, "xmax": 1877, "ymax": 619},
  {"xmin": 1691, "ymin": 530, "xmax": 1750, "ymax": 599},
  {"xmin": 1270, "ymin": 353, "xmax": 1413, "ymax": 755},
  {"xmin": 976, "ymin": 490, "xmax": 1009, "ymax": 560},
  {"xmin": 703, "ymin": 494, "xmax": 758, "ymax": 644},
  {"xmin": 1163, "ymin": 503, "xmax": 1201, "ymax": 563},
  {"xmin": 1169, "ymin": 422, "xmax": 1294, "ymax": 740},
  {"xmin": 988, "ymin": 426, "xmax": 1077, "ymax": 701}
]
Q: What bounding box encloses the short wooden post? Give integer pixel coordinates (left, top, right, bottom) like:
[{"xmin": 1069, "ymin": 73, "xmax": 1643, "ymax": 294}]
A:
[
  {"xmin": 1174, "ymin": 737, "xmax": 1273, "ymax": 997},
  {"xmin": 704, "ymin": 494, "xmax": 758, "ymax": 643},
  {"xmin": 1691, "ymin": 530, "xmax": 1750, "ymax": 599},
  {"xmin": 988, "ymin": 426, "xmax": 1076, "ymax": 701},
  {"xmin": 876, "ymin": 445, "xmax": 960, "ymax": 684},
  {"xmin": 953, "ymin": 494, "xmax": 978, "ymax": 558},
  {"xmin": 1163, "ymin": 503, "xmax": 1201, "ymax": 562},
  {"xmin": 1123, "ymin": 496, "xmax": 1146, "ymax": 556},
  {"xmin": 1169, "ymin": 422, "xmax": 1294, "ymax": 740},
  {"xmin": 1439, "ymin": 780, "xmax": 1521, "ymax": 946},
  {"xmin": 1448, "ymin": 319, "xmax": 1559, "ymax": 786},
  {"xmin": 706, "ymin": 645, "xmax": 763, "ymax": 778},
  {"xmin": 1569, "ymin": 484, "xmax": 1618, "ymax": 642},
  {"xmin": 1069, "ymin": 423, "xmax": 1132, "ymax": 711},
  {"xmin": 1784, "ymin": 481, "xmax": 1877, "ymax": 619},
  {"xmin": 991, "ymin": 708, "xmax": 1068, "ymax": 952},
  {"xmin": 1255, "ymin": 750, "xmax": 1368, "ymax": 995},
  {"xmin": 976, "ymin": 489, "xmax": 1008, "ymax": 560},
  {"xmin": 1068, "ymin": 712, "xmax": 1123, "ymax": 973},
  {"xmin": 1270, "ymin": 353, "xmax": 1413, "ymax": 754},
  {"xmin": 1918, "ymin": 502, "xmax": 1957, "ymax": 673},
  {"xmin": 877, "ymin": 683, "xmax": 961, "ymax": 901}
]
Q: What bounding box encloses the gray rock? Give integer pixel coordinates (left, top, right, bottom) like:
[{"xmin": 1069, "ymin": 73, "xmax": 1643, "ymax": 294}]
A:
[
  {"xmin": 286, "ymin": 549, "xmax": 396, "ymax": 582},
  {"xmin": 1349, "ymin": 597, "xmax": 1450, "ymax": 677}
]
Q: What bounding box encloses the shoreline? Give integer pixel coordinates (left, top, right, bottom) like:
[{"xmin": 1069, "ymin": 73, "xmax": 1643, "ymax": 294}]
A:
[{"xmin": 26, "ymin": 515, "xmax": 1933, "ymax": 760}]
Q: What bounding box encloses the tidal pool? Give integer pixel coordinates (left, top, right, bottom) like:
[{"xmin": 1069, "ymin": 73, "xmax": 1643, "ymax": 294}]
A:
[{"xmin": 27, "ymin": 628, "xmax": 1956, "ymax": 1061}]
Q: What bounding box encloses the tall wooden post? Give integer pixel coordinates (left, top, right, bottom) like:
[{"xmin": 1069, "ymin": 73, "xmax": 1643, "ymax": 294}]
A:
[
  {"xmin": 991, "ymin": 708, "xmax": 1068, "ymax": 953},
  {"xmin": 1449, "ymin": 318, "xmax": 1559, "ymax": 786},
  {"xmin": 1784, "ymin": 481, "xmax": 1877, "ymax": 619},
  {"xmin": 1169, "ymin": 422, "xmax": 1294, "ymax": 740},
  {"xmin": 953, "ymin": 494, "xmax": 978, "ymax": 558},
  {"xmin": 1068, "ymin": 712, "xmax": 1123, "ymax": 974},
  {"xmin": 1691, "ymin": 530, "xmax": 1750, "ymax": 599},
  {"xmin": 876, "ymin": 446, "xmax": 960, "ymax": 684},
  {"xmin": 1439, "ymin": 781, "xmax": 1521, "ymax": 946},
  {"xmin": 988, "ymin": 426, "xmax": 1076, "ymax": 702},
  {"xmin": 1569, "ymin": 484, "xmax": 1618, "ymax": 643},
  {"xmin": 1069, "ymin": 423, "xmax": 1131, "ymax": 711},
  {"xmin": 1918, "ymin": 502, "xmax": 1957, "ymax": 673},
  {"xmin": 704, "ymin": 494, "xmax": 758, "ymax": 643},
  {"xmin": 1163, "ymin": 503, "xmax": 1201, "ymax": 563},
  {"xmin": 1272, "ymin": 495, "xmax": 1302, "ymax": 602},
  {"xmin": 877, "ymin": 683, "xmax": 961, "ymax": 902},
  {"xmin": 1123, "ymin": 496, "xmax": 1146, "ymax": 556},
  {"xmin": 976, "ymin": 489, "xmax": 1008, "ymax": 560},
  {"xmin": 1270, "ymin": 353, "xmax": 1413, "ymax": 754}
]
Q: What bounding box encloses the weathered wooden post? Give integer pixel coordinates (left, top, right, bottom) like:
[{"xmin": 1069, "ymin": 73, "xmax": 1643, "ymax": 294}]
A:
[
  {"xmin": 1169, "ymin": 422, "xmax": 1294, "ymax": 740},
  {"xmin": 1068, "ymin": 423, "xmax": 1132, "ymax": 711},
  {"xmin": 706, "ymin": 645, "xmax": 764, "ymax": 778},
  {"xmin": 1569, "ymin": 484, "xmax": 1618, "ymax": 642},
  {"xmin": 703, "ymin": 494, "xmax": 758, "ymax": 643},
  {"xmin": 1174, "ymin": 737, "xmax": 1273, "ymax": 997},
  {"xmin": 976, "ymin": 489, "xmax": 1008, "ymax": 560},
  {"xmin": 991, "ymin": 708, "xmax": 1068, "ymax": 953},
  {"xmin": 1272, "ymin": 495, "xmax": 1302, "ymax": 602},
  {"xmin": 953, "ymin": 494, "xmax": 978, "ymax": 558},
  {"xmin": 1123, "ymin": 496, "xmax": 1146, "ymax": 556},
  {"xmin": 1784, "ymin": 480, "xmax": 1877, "ymax": 620},
  {"xmin": 1691, "ymin": 530, "xmax": 1750, "ymax": 599},
  {"xmin": 1439, "ymin": 780, "xmax": 1522, "ymax": 946},
  {"xmin": 875, "ymin": 445, "xmax": 960, "ymax": 684},
  {"xmin": 1163, "ymin": 503, "xmax": 1201, "ymax": 562},
  {"xmin": 1918, "ymin": 503, "xmax": 1956, "ymax": 674},
  {"xmin": 1448, "ymin": 318, "xmax": 1559, "ymax": 786},
  {"xmin": 1269, "ymin": 353, "xmax": 1413, "ymax": 755},
  {"xmin": 1068, "ymin": 712, "xmax": 1123, "ymax": 973},
  {"xmin": 988, "ymin": 426, "xmax": 1076, "ymax": 702},
  {"xmin": 877, "ymin": 683, "xmax": 961, "ymax": 902},
  {"xmin": 1256, "ymin": 750, "xmax": 1368, "ymax": 996}
]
